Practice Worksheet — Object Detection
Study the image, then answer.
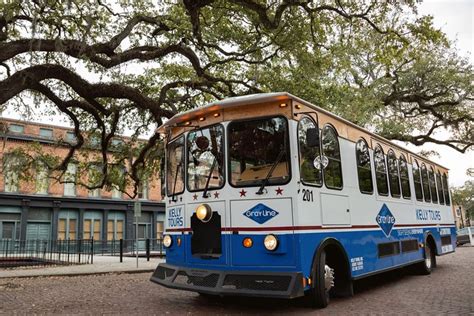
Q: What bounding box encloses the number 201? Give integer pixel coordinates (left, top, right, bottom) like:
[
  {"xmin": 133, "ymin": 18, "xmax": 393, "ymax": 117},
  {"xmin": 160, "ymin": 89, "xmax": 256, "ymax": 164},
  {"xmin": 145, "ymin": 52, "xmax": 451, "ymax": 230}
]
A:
[{"xmin": 302, "ymin": 189, "xmax": 313, "ymax": 202}]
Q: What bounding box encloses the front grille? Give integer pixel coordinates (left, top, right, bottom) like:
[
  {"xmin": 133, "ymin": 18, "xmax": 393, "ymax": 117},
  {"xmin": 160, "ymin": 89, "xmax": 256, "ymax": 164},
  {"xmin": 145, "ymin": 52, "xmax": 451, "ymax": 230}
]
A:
[
  {"xmin": 223, "ymin": 275, "xmax": 291, "ymax": 292},
  {"xmin": 173, "ymin": 271, "xmax": 219, "ymax": 288},
  {"xmin": 191, "ymin": 212, "xmax": 222, "ymax": 257},
  {"xmin": 155, "ymin": 266, "xmax": 175, "ymax": 280}
]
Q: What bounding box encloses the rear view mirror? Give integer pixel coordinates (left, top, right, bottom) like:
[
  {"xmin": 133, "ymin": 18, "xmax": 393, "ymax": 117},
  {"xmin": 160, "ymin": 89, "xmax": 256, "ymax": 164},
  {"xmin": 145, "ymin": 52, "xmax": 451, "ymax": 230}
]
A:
[{"xmin": 306, "ymin": 128, "xmax": 320, "ymax": 147}]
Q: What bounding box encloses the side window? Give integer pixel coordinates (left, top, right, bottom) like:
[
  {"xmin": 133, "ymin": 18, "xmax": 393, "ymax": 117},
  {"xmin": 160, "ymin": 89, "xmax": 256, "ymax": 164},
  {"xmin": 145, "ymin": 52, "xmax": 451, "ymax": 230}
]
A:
[
  {"xmin": 374, "ymin": 145, "xmax": 388, "ymax": 196},
  {"xmin": 297, "ymin": 116, "xmax": 322, "ymax": 186},
  {"xmin": 322, "ymin": 125, "xmax": 342, "ymax": 189},
  {"xmin": 387, "ymin": 150, "xmax": 401, "ymax": 198},
  {"xmin": 429, "ymin": 166, "xmax": 438, "ymax": 204},
  {"xmin": 421, "ymin": 163, "xmax": 431, "ymax": 202},
  {"xmin": 399, "ymin": 154, "xmax": 411, "ymax": 199},
  {"xmin": 413, "ymin": 160, "xmax": 423, "ymax": 201},
  {"xmin": 355, "ymin": 138, "xmax": 373, "ymax": 194},
  {"xmin": 442, "ymin": 173, "xmax": 450, "ymax": 205},
  {"xmin": 436, "ymin": 171, "xmax": 445, "ymax": 205}
]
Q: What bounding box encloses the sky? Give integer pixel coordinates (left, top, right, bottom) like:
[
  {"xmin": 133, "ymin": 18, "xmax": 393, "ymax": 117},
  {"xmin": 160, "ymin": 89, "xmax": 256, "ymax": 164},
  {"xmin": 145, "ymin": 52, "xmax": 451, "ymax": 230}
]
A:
[
  {"xmin": 413, "ymin": 0, "xmax": 473, "ymax": 187},
  {"xmin": 1, "ymin": 1, "xmax": 473, "ymax": 187}
]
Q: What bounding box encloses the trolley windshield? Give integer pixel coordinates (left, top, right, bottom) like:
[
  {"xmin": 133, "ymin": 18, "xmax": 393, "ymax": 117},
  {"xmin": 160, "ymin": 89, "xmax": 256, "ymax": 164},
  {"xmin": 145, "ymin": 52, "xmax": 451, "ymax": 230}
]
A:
[
  {"xmin": 228, "ymin": 116, "xmax": 290, "ymax": 187},
  {"xmin": 187, "ymin": 125, "xmax": 225, "ymax": 191}
]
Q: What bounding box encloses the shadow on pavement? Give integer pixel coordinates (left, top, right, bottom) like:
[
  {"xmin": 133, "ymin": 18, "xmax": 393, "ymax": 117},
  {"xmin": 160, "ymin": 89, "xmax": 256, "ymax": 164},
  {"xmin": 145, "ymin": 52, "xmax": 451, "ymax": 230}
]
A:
[{"xmin": 190, "ymin": 265, "xmax": 435, "ymax": 311}]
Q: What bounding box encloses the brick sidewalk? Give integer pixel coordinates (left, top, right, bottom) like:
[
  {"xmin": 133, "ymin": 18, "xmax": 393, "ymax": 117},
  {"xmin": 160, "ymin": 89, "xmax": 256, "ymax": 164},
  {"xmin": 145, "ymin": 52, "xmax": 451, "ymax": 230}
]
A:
[{"xmin": 0, "ymin": 255, "xmax": 163, "ymax": 278}]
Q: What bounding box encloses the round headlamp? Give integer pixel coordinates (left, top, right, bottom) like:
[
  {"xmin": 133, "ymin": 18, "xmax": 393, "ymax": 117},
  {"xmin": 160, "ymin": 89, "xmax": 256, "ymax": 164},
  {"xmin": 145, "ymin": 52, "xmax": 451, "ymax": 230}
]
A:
[
  {"xmin": 196, "ymin": 204, "xmax": 212, "ymax": 222},
  {"xmin": 264, "ymin": 234, "xmax": 278, "ymax": 251},
  {"xmin": 163, "ymin": 235, "xmax": 173, "ymax": 248}
]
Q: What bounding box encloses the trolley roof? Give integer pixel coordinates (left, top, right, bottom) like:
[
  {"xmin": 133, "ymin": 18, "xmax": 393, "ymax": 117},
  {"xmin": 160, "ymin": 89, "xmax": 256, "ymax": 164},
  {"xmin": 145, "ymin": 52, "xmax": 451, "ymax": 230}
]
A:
[{"xmin": 159, "ymin": 92, "xmax": 448, "ymax": 171}]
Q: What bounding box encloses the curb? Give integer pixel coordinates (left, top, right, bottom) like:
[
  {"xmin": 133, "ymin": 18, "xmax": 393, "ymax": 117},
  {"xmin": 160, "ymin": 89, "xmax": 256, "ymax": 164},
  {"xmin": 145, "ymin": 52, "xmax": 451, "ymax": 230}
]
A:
[{"xmin": 0, "ymin": 268, "xmax": 155, "ymax": 279}]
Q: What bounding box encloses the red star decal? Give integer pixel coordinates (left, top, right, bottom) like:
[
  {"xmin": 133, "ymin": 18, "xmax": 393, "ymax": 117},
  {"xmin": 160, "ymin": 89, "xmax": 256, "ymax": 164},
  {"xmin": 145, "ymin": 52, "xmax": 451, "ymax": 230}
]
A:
[
  {"xmin": 214, "ymin": 191, "xmax": 220, "ymax": 199},
  {"xmin": 239, "ymin": 189, "xmax": 247, "ymax": 197},
  {"xmin": 193, "ymin": 194, "xmax": 198, "ymax": 201},
  {"xmin": 275, "ymin": 187, "xmax": 283, "ymax": 195}
]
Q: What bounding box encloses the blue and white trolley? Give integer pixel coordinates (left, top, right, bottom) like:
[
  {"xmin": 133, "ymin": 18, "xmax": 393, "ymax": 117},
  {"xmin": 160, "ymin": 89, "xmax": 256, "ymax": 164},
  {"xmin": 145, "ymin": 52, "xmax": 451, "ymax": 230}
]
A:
[{"xmin": 151, "ymin": 93, "xmax": 456, "ymax": 308}]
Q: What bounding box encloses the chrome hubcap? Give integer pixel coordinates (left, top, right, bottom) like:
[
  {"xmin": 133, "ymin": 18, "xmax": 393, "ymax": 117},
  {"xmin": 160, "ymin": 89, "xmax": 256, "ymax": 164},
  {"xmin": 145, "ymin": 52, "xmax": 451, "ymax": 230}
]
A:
[
  {"xmin": 324, "ymin": 264, "xmax": 335, "ymax": 291},
  {"xmin": 425, "ymin": 245, "xmax": 432, "ymax": 269}
]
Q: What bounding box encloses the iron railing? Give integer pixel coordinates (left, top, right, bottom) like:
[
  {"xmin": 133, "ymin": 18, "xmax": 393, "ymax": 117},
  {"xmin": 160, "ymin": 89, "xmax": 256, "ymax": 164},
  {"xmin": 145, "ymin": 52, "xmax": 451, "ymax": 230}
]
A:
[
  {"xmin": 0, "ymin": 238, "xmax": 94, "ymax": 268},
  {"xmin": 0, "ymin": 238, "xmax": 165, "ymax": 268}
]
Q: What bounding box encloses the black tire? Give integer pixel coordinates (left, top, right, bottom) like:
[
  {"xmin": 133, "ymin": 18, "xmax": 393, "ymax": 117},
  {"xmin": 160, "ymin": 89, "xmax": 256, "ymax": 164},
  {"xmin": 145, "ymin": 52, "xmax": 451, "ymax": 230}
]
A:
[
  {"xmin": 416, "ymin": 239, "xmax": 436, "ymax": 275},
  {"xmin": 306, "ymin": 250, "xmax": 331, "ymax": 308}
]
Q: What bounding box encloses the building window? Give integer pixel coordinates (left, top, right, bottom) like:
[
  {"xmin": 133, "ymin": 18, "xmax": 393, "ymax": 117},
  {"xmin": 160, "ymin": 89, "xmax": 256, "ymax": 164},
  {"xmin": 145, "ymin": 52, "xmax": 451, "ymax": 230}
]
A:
[
  {"xmin": 63, "ymin": 163, "xmax": 77, "ymax": 196},
  {"xmin": 421, "ymin": 163, "xmax": 431, "ymax": 202},
  {"xmin": 355, "ymin": 138, "xmax": 373, "ymax": 194},
  {"xmin": 429, "ymin": 166, "xmax": 438, "ymax": 204},
  {"xmin": 88, "ymin": 164, "xmax": 102, "ymax": 198},
  {"xmin": 3, "ymin": 154, "xmax": 21, "ymax": 193},
  {"xmin": 298, "ymin": 116, "xmax": 322, "ymax": 186},
  {"xmin": 111, "ymin": 138, "xmax": 124, "ymax": 148},
  {"xmin": 156, "ymin": 221, "xmax": 164, "ymax": 239},
  {"xmin": 83, "ymin": 212, "xmax": 101, "ymax": 240},
  {"xmin": 413, "ymin": 160, "xmax": 423, "ymax": 201},
  {"xmin": 66, "ymin": 131, "xmax": 77, "ymax": 143},
  {"xmin": 39, "ymin": 128, "xmax": 53, "ymax": 138},
  {"xmin": 35, "ymin": 161, "xmax": 49, "ymax": 194},
  {"xmin": 89, "ymin": 135, "xmax": 100, "ymax": 148},
  {"xmin": 442, "ymin": 173, "xmax": 450, "ymax": 205},
  {"xmin": 138, "ymin": 179, "xmax": 149, "ymax": 200},
  {"xmin": 399, "ymin": 155, "xmax": 411, "ymax": 199},
  {"xmin": 387, "ymin": 150, "xmax": 401, "ymax": 198},
  {"xmin": 436, "ymin": 171, "xmax": 445, "ymax": 205},
  {"xmin": 58, "ymin": 211, "xmax": 77, "ymax": 240},
  {"xmin": 107, "ymin": 212, "xmax": 125, "ymax": 241},
  {"xmin": 8, "ymin": 124, "xmax": 24, "ymax": 134},
  {"xmin": 374, "ymin": 145, "xmax": 388, "ymax": 196},
  {"xmin": 322, "ymin": 125, "xmax": 342, "ymax": 189}
]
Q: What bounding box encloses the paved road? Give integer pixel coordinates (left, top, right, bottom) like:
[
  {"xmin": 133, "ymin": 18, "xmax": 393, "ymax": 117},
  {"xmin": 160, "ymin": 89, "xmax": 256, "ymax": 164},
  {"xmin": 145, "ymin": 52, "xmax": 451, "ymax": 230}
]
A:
[{"xmin": 1, "ymin": 246, "xmax": 473, "ymax": 315}]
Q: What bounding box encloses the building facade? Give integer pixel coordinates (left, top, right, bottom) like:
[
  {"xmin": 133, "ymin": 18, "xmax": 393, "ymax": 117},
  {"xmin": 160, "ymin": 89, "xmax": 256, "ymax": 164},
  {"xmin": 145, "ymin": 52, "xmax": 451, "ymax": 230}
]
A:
[{"xmin": 0, "ymin": 118, "xmax": 165, "ymax": 244}]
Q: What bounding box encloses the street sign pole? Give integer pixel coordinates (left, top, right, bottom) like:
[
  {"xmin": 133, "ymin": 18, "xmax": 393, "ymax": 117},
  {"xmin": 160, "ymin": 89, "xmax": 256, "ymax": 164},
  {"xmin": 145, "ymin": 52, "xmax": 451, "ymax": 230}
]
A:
[{"xmin": 134, "ymin": 200, "xmax": 142, "ymax": 268}]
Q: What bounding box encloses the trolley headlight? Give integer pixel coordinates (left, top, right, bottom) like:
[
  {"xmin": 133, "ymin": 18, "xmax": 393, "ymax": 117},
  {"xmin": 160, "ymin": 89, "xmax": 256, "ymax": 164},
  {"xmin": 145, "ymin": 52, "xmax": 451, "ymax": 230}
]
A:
[
  {"xmin": 264, "ymin": 234, "xmax": 278, "ymax": 251},
  {"xmin": 163, "ymin": 235, "xmax": 173, "ymax": 248},
  {"xmin": 195, "ymin": 204, "xmax": 212, "ymax": 222}
]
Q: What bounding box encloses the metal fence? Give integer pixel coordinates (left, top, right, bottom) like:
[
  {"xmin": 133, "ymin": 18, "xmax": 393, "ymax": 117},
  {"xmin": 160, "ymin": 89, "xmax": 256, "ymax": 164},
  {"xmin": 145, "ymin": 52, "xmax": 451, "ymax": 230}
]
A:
[
  {"xmin": 0, "ymin": 239, "xmax": 94, "ymax": 268},
  {"xmin": 94, "ymin": 239, "xmax": 165, "ymax": 257},
  {"xmin": 0, "ymin": 238, "xmax": 165, "ymax": 268}
]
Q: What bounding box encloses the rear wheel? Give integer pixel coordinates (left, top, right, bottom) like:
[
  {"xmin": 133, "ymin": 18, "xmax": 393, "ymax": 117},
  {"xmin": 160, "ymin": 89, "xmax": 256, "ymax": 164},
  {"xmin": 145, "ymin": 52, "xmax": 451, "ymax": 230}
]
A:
[
  {"xmin": 417, "ymin": 239, "xmax": 436, "ymax": 275},
  {"xmin": 307, "ymin": 250, "xmax": 334, "ymax": 308}
]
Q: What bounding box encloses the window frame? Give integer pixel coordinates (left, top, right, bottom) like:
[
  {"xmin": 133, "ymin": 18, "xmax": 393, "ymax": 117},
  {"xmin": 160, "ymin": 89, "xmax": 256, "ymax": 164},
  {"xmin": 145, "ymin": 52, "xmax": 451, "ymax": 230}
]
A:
[
  {"xmin": 387, "ymin": 149, "xmax": 401, "ymax": 198},
  {"xmin": 399, "ymin": 154, "xmax": 411, "ymax": 199},
  {"xmin": 373, "ymin": 144, "xmax": 389, "ymax": 196},
  {"xmin": 8, "ymin": 124, "xmax": 24, "ymax": 134},
  {"xmin": 227, "ymin": 115, "xmax": 292, "ymax": 189},
  {"xmin": 412, "ymin": 159, "xmax": 423, "ymax": 201},
  {"xmin": 166, "ymin": 134, "xmax": 186, "ymax": 197},
  {"xmin": 420, "ymin": 163, "xmax": 431, "ymax": 203},
  {"xmin": 186, "ymin": 123, "xmax": 226, "ymax": 193},
  {"xmin": 355, "ymin": 138, "xmax": 373, "ymax": 194},
  {"xmin": 321, "ymin": 124, "xmax": 343, "ymax": 190},
  {"xmin": 429, "ymin": 166, "xmax": 438, "ymax": 204},
  {"xmin": 436, "ymin": 171, "xmax": 445, "ymax": 205},
  {"xmin": 39, "ymin": 128, "xmax": 53, "ymax": 138},
  {"xmin": 442, "ymin": 173, "xmax": 451, "ymax": 205},
  {"xmin": 297, "ymin": 115, "xmax": 322, "ymax": 188}
]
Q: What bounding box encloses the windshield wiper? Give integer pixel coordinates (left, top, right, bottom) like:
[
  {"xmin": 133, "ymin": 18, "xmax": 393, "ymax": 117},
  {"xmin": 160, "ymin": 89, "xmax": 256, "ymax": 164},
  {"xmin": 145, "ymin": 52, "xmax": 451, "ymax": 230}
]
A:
[
  {"xmin": 202, "ymin": 156, "xmax": 218, "ymax": 198},
  {"xmin": 171, "ymin": 162, "xmax": 182, "ymax": 202},
  {"xmin": 256, "ymin": 150, "xmax": 286, "ymax": 195}
]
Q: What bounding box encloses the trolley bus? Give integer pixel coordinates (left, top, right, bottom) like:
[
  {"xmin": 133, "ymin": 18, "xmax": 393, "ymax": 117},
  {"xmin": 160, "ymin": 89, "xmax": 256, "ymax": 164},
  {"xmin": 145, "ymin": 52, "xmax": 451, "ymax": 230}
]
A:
[{"xmin": 150, "ymin": 92, "xmax": 455, "ymax": 308}]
